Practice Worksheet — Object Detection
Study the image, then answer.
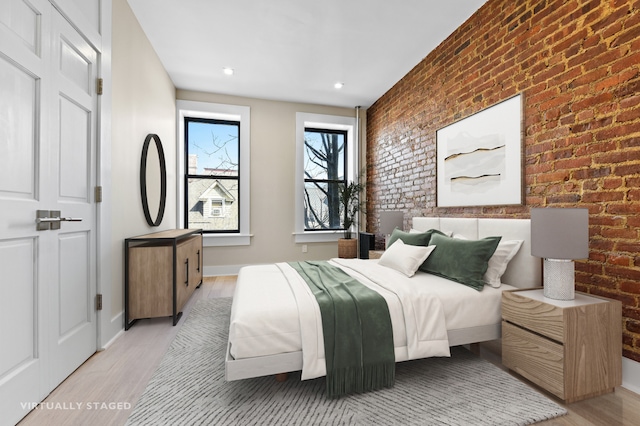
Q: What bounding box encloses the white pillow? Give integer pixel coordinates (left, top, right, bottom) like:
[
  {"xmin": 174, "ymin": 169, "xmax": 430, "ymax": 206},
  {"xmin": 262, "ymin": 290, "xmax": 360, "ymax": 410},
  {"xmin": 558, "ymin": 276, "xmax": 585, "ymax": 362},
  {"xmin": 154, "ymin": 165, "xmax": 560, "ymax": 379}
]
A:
[
  {"xmin": 378, "ymin": 239, "xmax": 435, "ymax": 277},
  {"xmin": 484, "ymin": 239, "xmax": 523, "ymax": 287},
  {"xmin": 452, "ymin": 234, "xmax": 523, "ymax": 288}
]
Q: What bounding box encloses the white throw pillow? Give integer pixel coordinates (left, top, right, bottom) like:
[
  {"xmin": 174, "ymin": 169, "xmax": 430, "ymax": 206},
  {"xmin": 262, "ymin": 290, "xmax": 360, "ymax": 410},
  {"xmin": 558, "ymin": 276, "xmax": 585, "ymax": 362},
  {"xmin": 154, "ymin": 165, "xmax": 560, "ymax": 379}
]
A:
[
  {"xmin": 484, "ymin": 239, "xmax": 523, "ymax": 287},
  {"xmin": 378, "ymin": 239, "xmax": 436, "ymax": 277},
  {"xmin": 452, "ymin": 234, "xmax": 523, "ymax": 288}
]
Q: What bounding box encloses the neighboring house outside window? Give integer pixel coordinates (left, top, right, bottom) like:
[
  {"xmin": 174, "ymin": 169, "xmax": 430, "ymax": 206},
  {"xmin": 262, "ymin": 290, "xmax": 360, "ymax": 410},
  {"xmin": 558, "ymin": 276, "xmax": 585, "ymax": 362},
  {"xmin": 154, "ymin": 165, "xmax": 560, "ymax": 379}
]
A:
[
  {"xmin": 177, "ymin": 100, "xmax": 251, "ymax": 247},
  {"xmin": 295, "ymin": 112, "xmax": 358, "ymax": 243},
  {"xmin": 188, "ymin": 171, "xmax": 238, "ymax": 229}
]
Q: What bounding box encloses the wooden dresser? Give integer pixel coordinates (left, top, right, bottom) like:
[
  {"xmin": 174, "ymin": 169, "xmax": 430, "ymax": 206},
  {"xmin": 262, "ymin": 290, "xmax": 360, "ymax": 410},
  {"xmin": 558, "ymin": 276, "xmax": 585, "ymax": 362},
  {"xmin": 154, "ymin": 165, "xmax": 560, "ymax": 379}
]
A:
[
  {"xmin": 125, "ymin": 229, "xmax": 203, "ymax": 330},
  {"xmin": 502, "ymin": 288, "xmax": 622, "ymax": 403}
]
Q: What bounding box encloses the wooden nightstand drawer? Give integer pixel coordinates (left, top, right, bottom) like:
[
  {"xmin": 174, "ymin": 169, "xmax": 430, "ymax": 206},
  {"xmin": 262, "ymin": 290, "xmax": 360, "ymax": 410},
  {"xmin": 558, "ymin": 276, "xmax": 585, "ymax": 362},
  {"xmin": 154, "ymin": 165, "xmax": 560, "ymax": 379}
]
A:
[
  {"xmin": 502, "ymin": 321, "xmax": 565, "ymax": 399},
  {"xmin": 502, "ymin": 289, "xmax": 564, "ymax": 342},
  {"xmin": 501, "ymin": 288, "xmax": 622, "ymax": 403}
]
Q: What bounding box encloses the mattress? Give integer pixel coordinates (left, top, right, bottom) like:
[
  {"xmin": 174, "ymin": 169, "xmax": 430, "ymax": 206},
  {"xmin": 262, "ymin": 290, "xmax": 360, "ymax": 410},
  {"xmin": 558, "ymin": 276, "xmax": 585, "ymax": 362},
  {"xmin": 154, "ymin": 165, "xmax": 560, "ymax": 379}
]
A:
[{"xmin": 228, "ymin": 258, "xmax": 515, "ymax": 361}]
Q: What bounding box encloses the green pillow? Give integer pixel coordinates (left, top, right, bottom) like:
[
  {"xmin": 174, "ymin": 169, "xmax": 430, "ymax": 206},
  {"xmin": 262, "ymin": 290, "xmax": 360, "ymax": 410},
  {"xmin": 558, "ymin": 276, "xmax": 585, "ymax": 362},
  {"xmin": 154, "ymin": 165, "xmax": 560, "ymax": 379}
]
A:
[
  {"xmin": 420, "ymin": 233, "xmax": 502, "ymax": 291},
  {"xmin": 386, "ymin": 228, "xmax": 445, "ymax": 248}
]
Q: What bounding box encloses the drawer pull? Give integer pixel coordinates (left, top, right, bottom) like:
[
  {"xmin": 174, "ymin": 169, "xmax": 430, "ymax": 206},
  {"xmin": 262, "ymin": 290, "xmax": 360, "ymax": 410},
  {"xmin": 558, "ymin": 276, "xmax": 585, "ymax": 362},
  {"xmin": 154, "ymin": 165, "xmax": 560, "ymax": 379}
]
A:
[
  {"xmin": 185, "ymin": 258, "xmax": 189, "ymax": 286},
  {"xmin": 197, "ymin": 250, "xmax": 201, "ymax": 272}
]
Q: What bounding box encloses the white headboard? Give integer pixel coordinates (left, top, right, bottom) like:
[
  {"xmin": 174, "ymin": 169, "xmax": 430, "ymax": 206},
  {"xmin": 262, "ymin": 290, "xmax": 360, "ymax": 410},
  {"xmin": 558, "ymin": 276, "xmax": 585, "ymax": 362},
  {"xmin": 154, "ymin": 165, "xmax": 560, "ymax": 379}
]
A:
[{"xmin": 412, "ymin": 217, "xmax": 541, "ymax": 289}]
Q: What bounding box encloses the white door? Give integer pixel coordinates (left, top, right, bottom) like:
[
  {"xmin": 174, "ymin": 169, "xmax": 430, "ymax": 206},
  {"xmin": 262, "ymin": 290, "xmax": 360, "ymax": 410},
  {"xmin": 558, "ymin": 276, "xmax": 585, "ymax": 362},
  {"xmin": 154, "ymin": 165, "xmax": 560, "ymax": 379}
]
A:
[
  {"xmin": 0, "ymin": 2, "xmax": 98, "ymax": 425},
  {"xmin": 47, "ymin": 7, "xmax": 98, "ymax": 388}
]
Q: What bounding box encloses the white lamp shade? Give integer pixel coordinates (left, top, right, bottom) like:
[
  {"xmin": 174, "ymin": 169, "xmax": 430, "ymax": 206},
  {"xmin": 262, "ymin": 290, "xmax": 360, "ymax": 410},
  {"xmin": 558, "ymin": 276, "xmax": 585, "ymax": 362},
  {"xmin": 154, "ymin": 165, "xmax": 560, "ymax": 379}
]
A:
[{"xmin": 531, "ymin": 208, "xmax": 589, "ymax": 260}]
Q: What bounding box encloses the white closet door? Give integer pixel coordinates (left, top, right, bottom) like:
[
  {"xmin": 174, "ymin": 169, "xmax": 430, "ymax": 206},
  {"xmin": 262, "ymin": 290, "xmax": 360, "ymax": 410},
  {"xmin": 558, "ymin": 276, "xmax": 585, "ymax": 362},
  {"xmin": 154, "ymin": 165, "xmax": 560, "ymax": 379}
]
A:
[
  {"xmin": 0, "ymin": 1, "xmax": 52, "ymax": 423},
  {"xmin": 47, "ymin": 8, "xmax": 98, "ymax": 389},
  {"xmin": 0, "ymin": 2, "xmax": 99, "ymax": 425}
]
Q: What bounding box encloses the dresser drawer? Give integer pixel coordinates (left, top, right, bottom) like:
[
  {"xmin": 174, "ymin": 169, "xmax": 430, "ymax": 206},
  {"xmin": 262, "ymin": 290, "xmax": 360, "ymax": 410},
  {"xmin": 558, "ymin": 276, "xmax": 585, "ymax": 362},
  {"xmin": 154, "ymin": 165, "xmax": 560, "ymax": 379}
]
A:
[
  {"xmin": 502, "ymin": 290, "xmax": 564, "ymax": 342},
  {"xmin": 502, "ymin": 321, "xmax": 565, "ymax": 399}
]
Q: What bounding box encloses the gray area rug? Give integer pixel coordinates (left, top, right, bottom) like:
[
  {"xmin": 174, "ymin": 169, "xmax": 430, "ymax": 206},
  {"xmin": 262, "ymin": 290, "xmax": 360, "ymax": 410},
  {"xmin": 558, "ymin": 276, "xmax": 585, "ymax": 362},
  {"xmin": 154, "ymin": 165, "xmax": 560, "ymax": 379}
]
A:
[{"xmin": 127, "ymin": 298, "xmax": 567, "ymax": 426}]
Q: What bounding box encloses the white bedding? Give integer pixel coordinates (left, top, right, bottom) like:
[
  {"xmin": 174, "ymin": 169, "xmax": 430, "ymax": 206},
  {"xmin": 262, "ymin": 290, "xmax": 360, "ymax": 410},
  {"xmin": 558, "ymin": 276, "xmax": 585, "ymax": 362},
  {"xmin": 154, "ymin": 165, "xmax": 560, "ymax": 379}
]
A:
[{"xmin": 229, "ymin": 258, "xmax": 515, "ymax": 379}]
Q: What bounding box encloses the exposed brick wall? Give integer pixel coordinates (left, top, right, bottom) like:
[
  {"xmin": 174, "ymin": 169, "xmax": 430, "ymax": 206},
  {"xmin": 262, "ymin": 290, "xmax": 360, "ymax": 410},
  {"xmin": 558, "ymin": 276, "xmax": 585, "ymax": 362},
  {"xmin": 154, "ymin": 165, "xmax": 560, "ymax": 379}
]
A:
[{"xmin": 366, "ymin": 0, "xmax": 640, "ymax": 361}]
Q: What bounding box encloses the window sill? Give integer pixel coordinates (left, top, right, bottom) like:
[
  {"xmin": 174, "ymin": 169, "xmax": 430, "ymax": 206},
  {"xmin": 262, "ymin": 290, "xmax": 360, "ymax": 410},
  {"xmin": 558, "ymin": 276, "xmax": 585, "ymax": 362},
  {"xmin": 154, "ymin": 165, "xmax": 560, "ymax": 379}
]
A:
[
  {"xmin": 293, "ymin": 231, "xmax": 344, "ymax": 244},
  {"xmin": 203, "ymin": 233, "xmax": 252, "ymax": 247}
]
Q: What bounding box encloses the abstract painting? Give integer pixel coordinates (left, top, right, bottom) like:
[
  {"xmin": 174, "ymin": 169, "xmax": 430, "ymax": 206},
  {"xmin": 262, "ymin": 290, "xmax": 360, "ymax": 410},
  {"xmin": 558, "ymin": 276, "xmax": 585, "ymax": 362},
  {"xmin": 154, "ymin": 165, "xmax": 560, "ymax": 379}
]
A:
[{"xmin": 436, "ymin": 94, "xmax": 523, "ymax": 207}]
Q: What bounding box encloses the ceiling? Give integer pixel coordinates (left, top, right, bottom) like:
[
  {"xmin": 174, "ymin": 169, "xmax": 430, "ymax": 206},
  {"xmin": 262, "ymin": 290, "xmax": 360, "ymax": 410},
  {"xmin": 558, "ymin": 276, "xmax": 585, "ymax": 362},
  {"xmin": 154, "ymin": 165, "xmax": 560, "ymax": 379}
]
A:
[{"xmin": 127, "ymin": 0, "xmax": 487, "ymax": 108}]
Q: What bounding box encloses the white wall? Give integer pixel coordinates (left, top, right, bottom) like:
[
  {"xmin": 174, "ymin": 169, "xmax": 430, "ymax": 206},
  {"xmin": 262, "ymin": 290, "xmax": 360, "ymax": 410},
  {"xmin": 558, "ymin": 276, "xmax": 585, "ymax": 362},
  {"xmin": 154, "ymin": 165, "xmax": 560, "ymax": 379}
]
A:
[
  {"xmin": 109, "ymin": 0, "xmax": 366, "ymax": 326},
  {"xmin": 177, "ymin": 90, "xmax": 364, "ymax": 275},
  {"xmin": 111, "ymin": 0, "xmax": 177, "ymax": 319}
]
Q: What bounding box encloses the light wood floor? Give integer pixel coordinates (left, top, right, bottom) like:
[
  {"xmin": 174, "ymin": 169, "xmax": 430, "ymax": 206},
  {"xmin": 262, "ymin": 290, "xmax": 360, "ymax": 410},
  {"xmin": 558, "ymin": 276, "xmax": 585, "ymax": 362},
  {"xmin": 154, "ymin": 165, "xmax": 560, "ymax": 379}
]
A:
[{"xmin": 19, "ymin": 276, "xmax": 640, "ymax": 426}]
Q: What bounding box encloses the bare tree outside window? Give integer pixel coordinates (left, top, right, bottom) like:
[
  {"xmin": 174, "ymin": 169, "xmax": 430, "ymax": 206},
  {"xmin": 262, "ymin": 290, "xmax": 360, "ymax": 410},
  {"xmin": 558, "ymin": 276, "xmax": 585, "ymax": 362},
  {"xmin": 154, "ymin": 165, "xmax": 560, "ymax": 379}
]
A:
[{"xmin": 304, "ymin": 128, "xmax": 347, "ymax": 231}]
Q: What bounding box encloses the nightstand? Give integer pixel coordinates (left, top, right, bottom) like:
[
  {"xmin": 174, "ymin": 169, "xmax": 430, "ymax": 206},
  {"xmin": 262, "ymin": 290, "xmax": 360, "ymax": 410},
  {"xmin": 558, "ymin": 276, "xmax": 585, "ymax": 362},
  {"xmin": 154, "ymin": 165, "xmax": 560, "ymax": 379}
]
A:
[
  {"xmin": 502, "ymin": 288, "xmax": 622, "ymax": 403},
  {"xmin": 369, "ymin": 250, "xmax": 385, "ymax": 259}
]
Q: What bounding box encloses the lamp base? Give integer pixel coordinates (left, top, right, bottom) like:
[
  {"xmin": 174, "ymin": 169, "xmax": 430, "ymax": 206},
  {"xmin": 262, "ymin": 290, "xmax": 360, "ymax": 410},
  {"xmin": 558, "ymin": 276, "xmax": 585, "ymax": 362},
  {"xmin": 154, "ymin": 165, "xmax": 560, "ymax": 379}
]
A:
[{"xmin": 543, "ymin": 258, "xmax": 575, "ymax": 300}]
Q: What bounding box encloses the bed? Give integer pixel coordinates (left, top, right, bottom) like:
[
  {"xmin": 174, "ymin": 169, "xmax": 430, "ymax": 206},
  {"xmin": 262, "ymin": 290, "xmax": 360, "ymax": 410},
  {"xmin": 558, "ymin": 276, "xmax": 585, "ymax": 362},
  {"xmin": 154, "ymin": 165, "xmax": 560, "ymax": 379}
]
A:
[{"xmin": 225, "ymin": 217, "xmax": 541, "ymax": 383}]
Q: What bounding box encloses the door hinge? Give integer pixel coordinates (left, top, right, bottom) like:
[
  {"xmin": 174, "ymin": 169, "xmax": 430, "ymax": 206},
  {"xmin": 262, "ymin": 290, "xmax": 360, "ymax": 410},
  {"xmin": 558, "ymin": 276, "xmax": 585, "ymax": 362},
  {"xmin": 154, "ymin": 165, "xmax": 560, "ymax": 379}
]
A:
[
  {"xmin": 96, "ymin": 78, "xmax": 103, "ymax": 95},
  {"xmin": 95, "ymin": 186, "xmax": 102, "ymax": 203},
  {"xmin": 96, "ymin": 294, "xmax": 103, "ymax": 311}
]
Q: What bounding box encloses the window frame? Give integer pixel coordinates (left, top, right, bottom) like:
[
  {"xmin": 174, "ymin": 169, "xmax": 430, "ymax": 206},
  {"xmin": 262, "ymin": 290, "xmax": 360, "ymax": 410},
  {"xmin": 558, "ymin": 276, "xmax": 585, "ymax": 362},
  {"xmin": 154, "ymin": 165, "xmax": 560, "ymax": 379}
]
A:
[
  {"xmin": 303, "ymin": 127, "xmax": 348, "ymax": 232},
  {"xmin": 184, "ymin": 116, "xmax": 240, "ymax": 233},
  {"xmin": 294, "ymin": 112, "xmax": 357, "ymax": 243},
  {"xmin": 177, "ymin": 100, "xmax": 251, "ymax": 246}
]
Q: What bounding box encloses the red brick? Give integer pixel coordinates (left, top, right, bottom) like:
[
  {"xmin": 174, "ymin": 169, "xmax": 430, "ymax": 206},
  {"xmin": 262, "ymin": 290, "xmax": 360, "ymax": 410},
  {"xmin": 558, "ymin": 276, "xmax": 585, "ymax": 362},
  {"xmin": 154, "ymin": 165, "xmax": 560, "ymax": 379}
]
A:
[
  {"xmin": 612, "ymin": 24, "xmax": 640, "ymax": 47},
  {"xmin": 619, "ymin": 136, "xmax": 640, "ymax": 149},
  {"xmin": 583, "ymin": 191, "xmax": 625, "ymax": 203},
  {"xmin": 596, "ymin": 122, "xmax": 640, "ymax": 141},
  {"xmin": 623, "ymin": 306, "xmax": 640, "ymax": 321},
  {"xmin": 621, "ymin": 94, "xmax": 640, "ymax": 109},
  {"xmin": 595, "ymin": 69, "xmax": 640, "ymax": 92},
  {"xmin": 617, "ymin": 108, "xmax": 640, "ymax": 123},
  {"xmin": 554, "ymin": 156, "xmax": 593, "ymax": 170},
  {"xmin": 612, "ymin": 52, "xmax": 640, "ymax": 75},
  {"xmin": 616, "ymin": 165, "xmax": 640, "ymax": 179},
  {"xmin": 595, "ymin": 150, "xmax": 640, "ymax": 165},
  {"xmin": 575, "ymin": 139, "xmax": 616, "ymax": 156},
  {"xmin": 603, "ymin": 177, "xmax": 624, "ymax": 189}
]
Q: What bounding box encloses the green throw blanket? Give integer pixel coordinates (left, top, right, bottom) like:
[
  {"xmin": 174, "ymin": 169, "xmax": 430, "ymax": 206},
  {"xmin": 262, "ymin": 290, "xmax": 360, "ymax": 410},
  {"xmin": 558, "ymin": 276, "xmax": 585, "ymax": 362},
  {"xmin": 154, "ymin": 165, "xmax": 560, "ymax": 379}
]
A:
[{"xmin": 289, "ymin": 261, "xmax": 395, "ymax": 398}]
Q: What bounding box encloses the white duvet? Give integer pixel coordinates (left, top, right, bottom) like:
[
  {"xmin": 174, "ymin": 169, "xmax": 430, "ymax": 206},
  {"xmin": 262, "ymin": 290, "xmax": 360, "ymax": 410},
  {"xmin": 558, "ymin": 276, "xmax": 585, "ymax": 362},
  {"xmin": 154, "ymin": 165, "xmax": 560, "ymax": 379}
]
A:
[{"xmin": 229, "ymin": 258, "xmax": 507, "ymax": 380}]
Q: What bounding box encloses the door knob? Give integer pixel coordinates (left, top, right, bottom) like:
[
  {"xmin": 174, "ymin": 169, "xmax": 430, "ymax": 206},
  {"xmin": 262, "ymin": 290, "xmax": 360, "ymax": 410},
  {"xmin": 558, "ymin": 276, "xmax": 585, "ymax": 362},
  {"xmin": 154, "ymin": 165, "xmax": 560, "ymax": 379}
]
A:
[{"xmin": 36, "ymin": 210, "xmax": 83, "ymax": 231}]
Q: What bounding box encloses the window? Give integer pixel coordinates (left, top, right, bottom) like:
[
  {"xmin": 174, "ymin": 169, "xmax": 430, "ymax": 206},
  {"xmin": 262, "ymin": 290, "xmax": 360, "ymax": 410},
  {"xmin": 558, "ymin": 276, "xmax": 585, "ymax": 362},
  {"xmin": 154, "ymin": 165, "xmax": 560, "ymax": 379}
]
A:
[
  {"xmin": 185, "ymin": 117, "xmax": 239, "ymax": 232},
  {"xmin": 177, "ymin": 100, "xmax": 250, "ymax": 246},
  {"xmin": 295, "ymin": 112, "xmax": 358, "ymax": 243},
  {"xmin": 303, "ymin": 128, "xmax": 347, "ymax": 231},
  {"xmin": 209, "ymin": 199, "xmax": 224, "ymax": 217}
]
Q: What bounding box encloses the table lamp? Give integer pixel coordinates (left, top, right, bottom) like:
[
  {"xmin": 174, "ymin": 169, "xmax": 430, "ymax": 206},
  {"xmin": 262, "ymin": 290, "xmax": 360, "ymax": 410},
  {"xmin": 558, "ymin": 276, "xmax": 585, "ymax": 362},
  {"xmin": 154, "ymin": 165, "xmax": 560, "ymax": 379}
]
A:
[
  {"xmin": 379, "ymin": 211, "xmax": 404, "ymax": 247},
  {"xmin": 531, "ymin": 208, "xmax": 589, "ymax": 300}
]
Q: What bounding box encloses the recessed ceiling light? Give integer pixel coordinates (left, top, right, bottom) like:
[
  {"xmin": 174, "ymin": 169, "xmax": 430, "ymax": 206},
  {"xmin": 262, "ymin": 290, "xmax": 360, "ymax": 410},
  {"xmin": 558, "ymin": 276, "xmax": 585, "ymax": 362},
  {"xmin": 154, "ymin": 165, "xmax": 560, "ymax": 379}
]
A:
[
  {"xmin": 223, "ymin": 67, "xmax": 234, "ymax": 76},
  {"xmin": 334, "ymin": 82, "xmax": 344, "ymax": 89}
]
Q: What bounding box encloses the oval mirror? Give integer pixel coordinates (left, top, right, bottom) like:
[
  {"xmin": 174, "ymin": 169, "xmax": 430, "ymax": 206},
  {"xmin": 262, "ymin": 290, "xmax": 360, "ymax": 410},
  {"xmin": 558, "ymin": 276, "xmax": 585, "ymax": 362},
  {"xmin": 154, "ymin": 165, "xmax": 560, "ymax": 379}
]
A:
[{"xmin": 140, "ymin": 133, "xmax": 167, "ymax": 227}]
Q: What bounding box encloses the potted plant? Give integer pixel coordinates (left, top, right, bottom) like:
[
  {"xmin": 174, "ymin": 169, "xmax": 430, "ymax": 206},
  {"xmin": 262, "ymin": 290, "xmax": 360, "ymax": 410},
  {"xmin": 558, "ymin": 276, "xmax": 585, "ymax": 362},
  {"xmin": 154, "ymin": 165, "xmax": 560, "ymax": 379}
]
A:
[{"xmin": 337, "ymin": 180, "xmax": 364, "ymax": 258}]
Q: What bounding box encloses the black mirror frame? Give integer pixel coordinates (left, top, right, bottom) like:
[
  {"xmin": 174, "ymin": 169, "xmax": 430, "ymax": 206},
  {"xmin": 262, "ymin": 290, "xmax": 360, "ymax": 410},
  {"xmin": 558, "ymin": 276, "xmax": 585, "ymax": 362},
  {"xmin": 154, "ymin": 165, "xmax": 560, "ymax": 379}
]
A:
[{"xmin": 140, "ymin": 133, "xmax": 167, "ymax": 227}]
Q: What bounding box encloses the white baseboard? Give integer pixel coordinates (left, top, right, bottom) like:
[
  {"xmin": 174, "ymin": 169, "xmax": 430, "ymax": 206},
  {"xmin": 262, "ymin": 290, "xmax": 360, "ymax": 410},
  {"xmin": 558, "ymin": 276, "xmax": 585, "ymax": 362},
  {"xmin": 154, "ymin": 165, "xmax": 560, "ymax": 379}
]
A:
[
  {"xmin": 204, "ymin": 264, "xmax": 250, "ymax": 277},
  {"xmin": 99, "ymin": 311, "xmax": 124, "ymax": 351},
  {"xmin": 623, "ymin": 356, "xmax": 640, "ymax": 395}
]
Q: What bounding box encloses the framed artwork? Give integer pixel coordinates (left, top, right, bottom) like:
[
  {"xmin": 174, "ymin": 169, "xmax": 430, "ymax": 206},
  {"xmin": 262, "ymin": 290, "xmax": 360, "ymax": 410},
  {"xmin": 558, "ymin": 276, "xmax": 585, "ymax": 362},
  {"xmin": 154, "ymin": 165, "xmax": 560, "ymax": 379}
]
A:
[{"xmin": 436, "ymin": 94, "xmax": 523, "ymax": 207}]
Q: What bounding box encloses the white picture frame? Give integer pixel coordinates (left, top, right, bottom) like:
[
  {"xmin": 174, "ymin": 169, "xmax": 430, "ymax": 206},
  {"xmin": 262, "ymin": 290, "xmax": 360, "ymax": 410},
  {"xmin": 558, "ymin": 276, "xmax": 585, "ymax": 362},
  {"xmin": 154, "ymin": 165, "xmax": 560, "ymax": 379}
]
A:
[{"xmin": 436, "ymin": 94, "xmax": 524, "ymax": 207}]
